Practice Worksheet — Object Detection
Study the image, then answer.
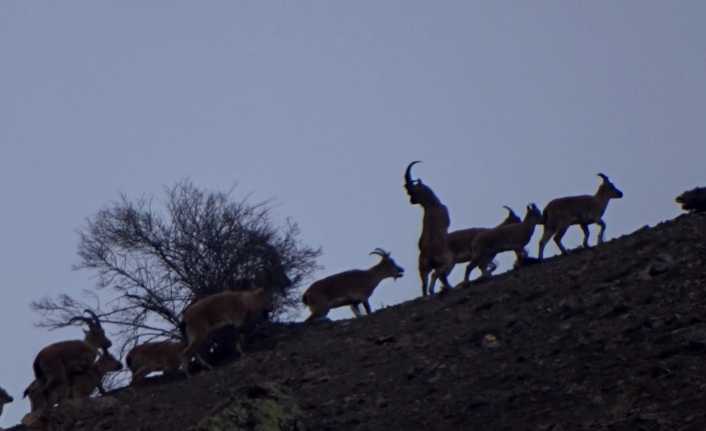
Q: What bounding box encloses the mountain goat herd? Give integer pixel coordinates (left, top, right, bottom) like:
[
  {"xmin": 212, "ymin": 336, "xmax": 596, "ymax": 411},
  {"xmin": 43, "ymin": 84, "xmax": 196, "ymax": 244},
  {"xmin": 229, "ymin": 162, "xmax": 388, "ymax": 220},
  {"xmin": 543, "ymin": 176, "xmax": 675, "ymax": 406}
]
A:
[{"xmin": 16, "ymin": 159, "xmax": 698, "ymax": 427}]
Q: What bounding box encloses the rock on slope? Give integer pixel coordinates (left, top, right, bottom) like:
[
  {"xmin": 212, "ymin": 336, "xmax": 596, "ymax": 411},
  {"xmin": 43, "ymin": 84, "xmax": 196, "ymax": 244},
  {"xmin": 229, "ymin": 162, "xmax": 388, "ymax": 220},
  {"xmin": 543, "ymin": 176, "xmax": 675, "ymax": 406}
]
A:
[{"xmin": 10, "ymin": 213, "xmax": 706, "ymax": 431}]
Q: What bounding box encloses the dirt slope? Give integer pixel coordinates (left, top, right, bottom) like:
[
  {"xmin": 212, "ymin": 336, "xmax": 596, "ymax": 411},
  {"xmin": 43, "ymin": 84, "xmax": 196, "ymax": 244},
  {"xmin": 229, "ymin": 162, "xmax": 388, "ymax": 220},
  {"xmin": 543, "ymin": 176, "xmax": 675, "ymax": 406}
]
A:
[{"xmin": 10, "ymin": 213, "xmax": 706, "ymax": 431}]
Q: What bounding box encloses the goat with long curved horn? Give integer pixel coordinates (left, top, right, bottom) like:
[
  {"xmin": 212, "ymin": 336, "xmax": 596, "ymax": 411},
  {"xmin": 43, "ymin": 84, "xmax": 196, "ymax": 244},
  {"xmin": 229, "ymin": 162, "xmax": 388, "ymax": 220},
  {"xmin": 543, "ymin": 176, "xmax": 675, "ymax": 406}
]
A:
[
  {"xmin": 27, "ymin": 309, "xmax": 113, "ymax": 409},
  {"xmin": 403, "ymin": 161, "xmax": 454, "ymax": 296}
]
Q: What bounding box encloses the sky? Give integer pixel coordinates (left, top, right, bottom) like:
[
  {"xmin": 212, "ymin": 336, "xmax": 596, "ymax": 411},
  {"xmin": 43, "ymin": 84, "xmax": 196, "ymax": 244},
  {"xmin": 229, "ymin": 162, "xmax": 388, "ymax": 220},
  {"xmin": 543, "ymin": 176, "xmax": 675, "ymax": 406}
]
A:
[{"xmin": 1, "ymin": 0, "xmax": 705, "ymax": 425}]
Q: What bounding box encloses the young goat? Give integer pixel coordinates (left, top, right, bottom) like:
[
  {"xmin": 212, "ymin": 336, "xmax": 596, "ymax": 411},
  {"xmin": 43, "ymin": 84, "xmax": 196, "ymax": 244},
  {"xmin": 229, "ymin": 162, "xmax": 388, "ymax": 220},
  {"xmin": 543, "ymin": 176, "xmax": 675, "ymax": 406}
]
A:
[
  {"xmin": 538, "ymin": 173, "xmax": 623, "ymax": 260},
  {"xmin": 126, "ymin": 339, "xmax": 185, "ymax": 385},
  {"xmin": 464, "ymin": 204, "xmax": 543, "ymax": 283},
  {"xmin": 30, "ymin": 310, "xmax": 112, "ymax": 406},
  {"xmin": 180, "ymin": 286, "xmax": 271, "ymax": 374},
  {"xmin": 429, "ymin": 206, "xmax": 521, "ymax": 293},
  {"xmin": 0, "ymin": 386, "xmax": 12, "ymax": 419},
  {"xmin": 68, "ymin": 351, "xmax": 123, "ymax": 399},
  {"xmin": 302, "ymin": 248, "xmax": 404, "ymax": 321},
  {"xmin": 404, "ymin": 161, "xmax": 454, "ymax": 296}
]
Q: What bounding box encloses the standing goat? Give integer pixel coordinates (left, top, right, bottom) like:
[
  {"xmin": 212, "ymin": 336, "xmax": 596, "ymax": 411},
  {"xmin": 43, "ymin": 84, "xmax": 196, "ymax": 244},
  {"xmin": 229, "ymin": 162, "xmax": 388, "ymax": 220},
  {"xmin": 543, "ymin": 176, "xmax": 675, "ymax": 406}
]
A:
[
  {"xmin": 404, "ymin": 161, "xmax": 454, "ymax": 296},
  {"xmin": 0, "ymin": 386, "xmax": 12, "ymax": 419},
  {"xmin": 537, "ymin": 173, "xmax": 623, "ymax": 260},
  {"xmin": 302, "ymin": 248, "xmax": 404, "ymax": 321},
  {"xmin": 180, "ymin": 287, "xmax": 272, "ymax": 374},
  {"xmin": 429, "ymin": 206, "xmax": 521, "ymax": 293},
  {"xmin": 126, "ymin": 339, "xmax": 185, "ymax": 385},
  {"xmin": 29, "ymin": 310, "xmax": 112, "ymax": 407},
  {"xmin": 464, "ymin": 204, "xmax": 543, "ymax": 282},
  {"xmin": 24, "ymin": 352, "xmax": 122, "ymax": 412}
]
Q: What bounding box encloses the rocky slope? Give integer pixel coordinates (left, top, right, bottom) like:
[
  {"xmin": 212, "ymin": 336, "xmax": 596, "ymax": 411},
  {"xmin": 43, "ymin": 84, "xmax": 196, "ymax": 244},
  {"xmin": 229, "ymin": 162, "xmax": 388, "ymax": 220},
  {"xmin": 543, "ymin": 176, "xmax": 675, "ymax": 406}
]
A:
[{"xmin": 10, "ymin": 212, "xmax": 706, "ymax": 431}]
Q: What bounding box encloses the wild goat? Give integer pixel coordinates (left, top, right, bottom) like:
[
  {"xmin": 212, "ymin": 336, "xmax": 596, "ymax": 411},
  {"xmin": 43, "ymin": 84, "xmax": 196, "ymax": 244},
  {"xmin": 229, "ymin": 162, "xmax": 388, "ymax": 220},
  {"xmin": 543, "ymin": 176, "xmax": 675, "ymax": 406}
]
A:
[
  {"xmin": 0, "ymin": 386, "xmax": 12, "ymax": 418},
  {"xmin": 126, "ymin": 339, "xmax": 185, "ymax": 385},
  {"xmin": 67, "ymin": 351, "xmax": 122, "ymax": 399},
  {"xmin": 404, "ymin": 161, "xmax": 454, "ymax": 296},
  {"xmin": 181, "ymin": 275, "xmax": 276, "ymax": 370},
  {"xmin": 25, "ymin": 351, "xmax": 123, "ymax": 412},
  {"xmin": 676, "ymin": 186, "xmax": 706, "ymax": 213},
  {"xmin": 180, "ymin": 286, "xmax": 271, "ymax": 374},
  {"xmin": 24, "ymin": 352, "xmax": 122, "ymax": 412},
  {"xmin": 429, "ymin": 206, "xmax": 521, "ymax": 293},
  {"xmin": 537, "ymin": 173, "xmax": 623, "ymax": 260},
  {"xmin": 464, "ymin": 204, "xmax": 543, "ymax": 282},
  {"xmin": 302, "ymin": 248, "xmax": 404, "ymax": 321},
  {"xmin": 30, "ymin": 310, "xmax": 112, "ymax": 406}
]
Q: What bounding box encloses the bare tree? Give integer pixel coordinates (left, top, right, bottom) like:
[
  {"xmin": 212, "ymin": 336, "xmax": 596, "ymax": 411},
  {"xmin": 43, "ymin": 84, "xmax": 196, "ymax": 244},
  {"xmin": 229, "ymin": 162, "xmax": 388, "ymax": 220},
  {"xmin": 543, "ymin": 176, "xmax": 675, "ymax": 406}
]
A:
[{"xmin": 32, "ymin": 179, "xmax": 321, "ymax": 361}]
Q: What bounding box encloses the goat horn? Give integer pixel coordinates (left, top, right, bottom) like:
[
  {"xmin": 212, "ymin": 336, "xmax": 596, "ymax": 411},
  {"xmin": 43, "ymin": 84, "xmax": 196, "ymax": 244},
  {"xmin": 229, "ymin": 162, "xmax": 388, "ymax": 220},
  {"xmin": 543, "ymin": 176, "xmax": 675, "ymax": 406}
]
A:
[
  {"xmin": 369, "ymin": 248, "xmax": 390, "ymax": 258},
  {"xmin": 597, "ymin": 173, "xmax": 609, "ymax": 182},
  {"xmin": 67, "ymin": 316, "xmax": 93, "ymax": 326},
  {"xmin": 83, "ymin": 309, "xmax": 102, "ymax": 327},
  {"xmin": 502, "ymin": 205, "xmax": 514, "ymax": 214},
  {"xmin": 405, "ymin": 161, "xmax": 422, "ymax": 185}
]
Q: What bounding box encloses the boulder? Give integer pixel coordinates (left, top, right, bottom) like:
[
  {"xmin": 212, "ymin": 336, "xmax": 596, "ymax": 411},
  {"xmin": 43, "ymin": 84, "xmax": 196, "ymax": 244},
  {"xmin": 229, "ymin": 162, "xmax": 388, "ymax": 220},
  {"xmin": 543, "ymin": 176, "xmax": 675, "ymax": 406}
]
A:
[{"xmin": 190, "ymin": 383, "xmax": 305, "ymax": 431}]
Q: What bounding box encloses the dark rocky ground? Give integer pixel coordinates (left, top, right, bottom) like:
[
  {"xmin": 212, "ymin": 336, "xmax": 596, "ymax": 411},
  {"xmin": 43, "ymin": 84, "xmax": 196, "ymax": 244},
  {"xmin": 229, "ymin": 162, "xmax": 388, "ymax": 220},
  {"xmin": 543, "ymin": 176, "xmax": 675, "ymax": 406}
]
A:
[{"xmin": 9, "ymin": 212, "xmax": 706, "ymax": 430}]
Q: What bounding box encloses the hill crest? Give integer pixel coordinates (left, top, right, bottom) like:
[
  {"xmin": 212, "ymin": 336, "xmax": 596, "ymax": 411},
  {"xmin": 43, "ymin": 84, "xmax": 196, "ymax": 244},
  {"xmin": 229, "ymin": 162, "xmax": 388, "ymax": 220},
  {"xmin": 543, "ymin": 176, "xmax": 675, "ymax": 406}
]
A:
[{"xmin": 10, "ymin": 212, "xmax": 706, "ymax": 431}]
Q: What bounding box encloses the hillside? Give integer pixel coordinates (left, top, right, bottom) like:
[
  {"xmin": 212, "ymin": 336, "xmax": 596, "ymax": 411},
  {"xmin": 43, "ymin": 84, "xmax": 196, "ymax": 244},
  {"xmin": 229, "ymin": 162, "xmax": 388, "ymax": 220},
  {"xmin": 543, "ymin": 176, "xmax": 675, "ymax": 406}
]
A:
[{"xmin": 10, "ymin": 212, "xmax": 706, "ymax": 431}]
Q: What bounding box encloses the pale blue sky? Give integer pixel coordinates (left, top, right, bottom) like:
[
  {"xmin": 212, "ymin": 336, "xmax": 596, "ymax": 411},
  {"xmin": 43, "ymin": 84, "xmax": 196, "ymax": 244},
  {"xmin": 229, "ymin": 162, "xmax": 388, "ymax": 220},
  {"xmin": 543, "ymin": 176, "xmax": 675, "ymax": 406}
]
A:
[{"xmin": 2, "ymin": 1, "xmax": 705, "ymax": 425}]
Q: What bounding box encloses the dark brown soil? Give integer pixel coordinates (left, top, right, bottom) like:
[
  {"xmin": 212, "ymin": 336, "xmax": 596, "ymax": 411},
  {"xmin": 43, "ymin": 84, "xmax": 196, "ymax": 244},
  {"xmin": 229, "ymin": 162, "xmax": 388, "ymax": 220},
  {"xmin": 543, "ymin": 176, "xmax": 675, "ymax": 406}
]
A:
[{"xmin": 10, "ymin": 213, "xmax": 706, "ymax": 431}]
